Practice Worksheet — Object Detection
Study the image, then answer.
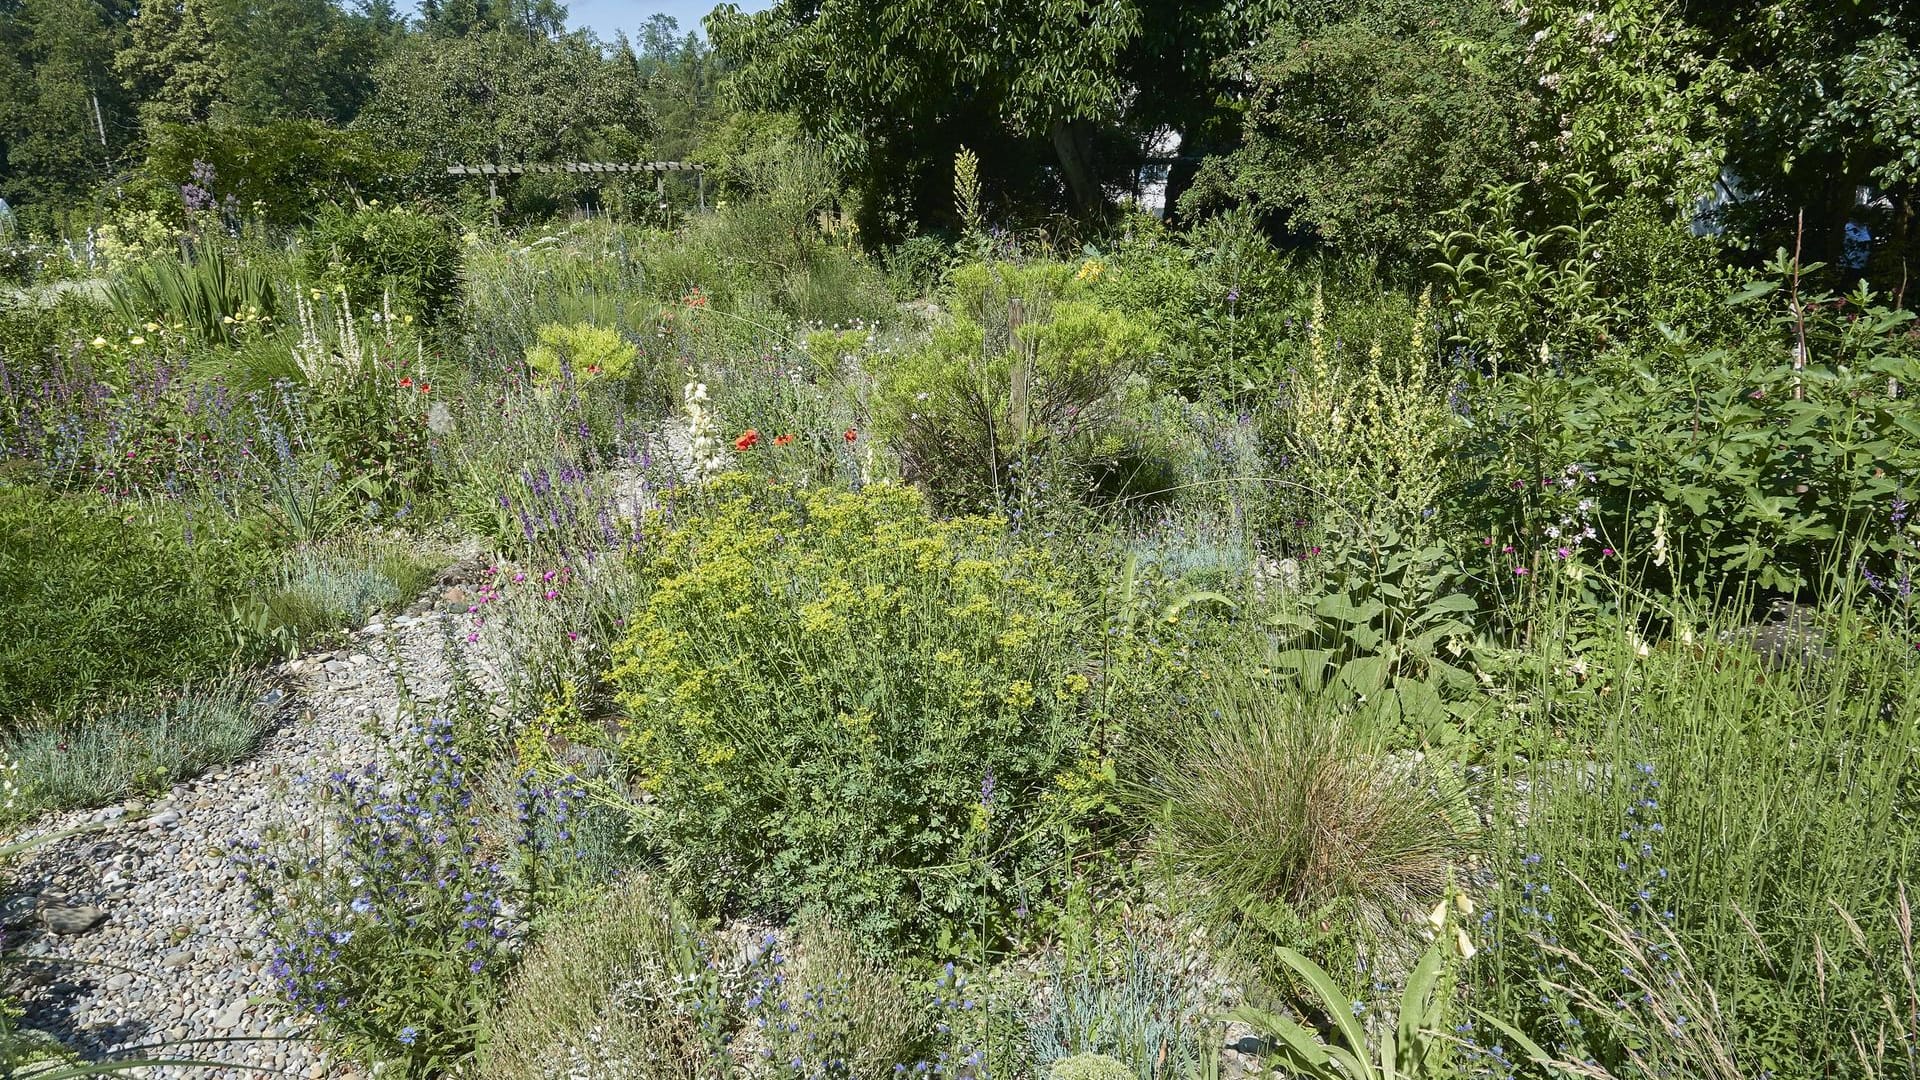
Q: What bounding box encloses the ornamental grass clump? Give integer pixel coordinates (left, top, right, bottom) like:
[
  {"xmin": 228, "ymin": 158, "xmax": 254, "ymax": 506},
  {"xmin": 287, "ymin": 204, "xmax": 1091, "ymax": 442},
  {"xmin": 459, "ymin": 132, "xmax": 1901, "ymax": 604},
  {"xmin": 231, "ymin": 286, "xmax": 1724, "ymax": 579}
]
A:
[
  {"xmin": 1131, "ymin": 662, "xmax": 1478, "ymax": 963},
  {"xmin": 607, "ymin": 475, "xmax": 1104, "ymax": 947}
]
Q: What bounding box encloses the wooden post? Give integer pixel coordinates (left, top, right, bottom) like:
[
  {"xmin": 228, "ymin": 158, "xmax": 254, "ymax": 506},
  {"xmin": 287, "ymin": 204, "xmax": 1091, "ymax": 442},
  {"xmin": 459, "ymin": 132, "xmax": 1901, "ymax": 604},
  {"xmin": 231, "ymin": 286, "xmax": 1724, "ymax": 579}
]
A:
[{"xmin": 488, "ymin": 177, "xmax": 500, "ymax": 229}]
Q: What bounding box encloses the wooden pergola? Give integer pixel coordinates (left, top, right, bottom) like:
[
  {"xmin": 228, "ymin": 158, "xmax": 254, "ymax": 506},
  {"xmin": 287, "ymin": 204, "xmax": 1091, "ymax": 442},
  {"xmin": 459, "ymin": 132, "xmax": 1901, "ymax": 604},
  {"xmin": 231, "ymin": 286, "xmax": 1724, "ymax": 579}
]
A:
[{"xmin": 446, "ymin": 161, "xmax": 706, "ymax": 221}]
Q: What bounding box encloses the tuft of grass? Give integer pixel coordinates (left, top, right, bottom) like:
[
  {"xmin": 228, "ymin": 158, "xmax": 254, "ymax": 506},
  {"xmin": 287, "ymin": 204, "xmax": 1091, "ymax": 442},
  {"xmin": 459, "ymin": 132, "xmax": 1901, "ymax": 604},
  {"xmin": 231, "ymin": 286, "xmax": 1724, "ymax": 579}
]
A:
[
  {"xmin": 257, "ymin": 532, "xmax": 444, "ymax": 648},
  {"xmin": 1026, "ymin": 929, "xmax": 1216, "ymax": 1079},
  {"xmin": 1131, "ymin": 663, "xmax": 1479, "ymax": 960},
  {"xmin": 4, "ymin": 674, "xmax": 275, "ymax": 817},
  {"xmin": 1480, "ymin": 590, "xmax": 1920, "ymax": 1077}
]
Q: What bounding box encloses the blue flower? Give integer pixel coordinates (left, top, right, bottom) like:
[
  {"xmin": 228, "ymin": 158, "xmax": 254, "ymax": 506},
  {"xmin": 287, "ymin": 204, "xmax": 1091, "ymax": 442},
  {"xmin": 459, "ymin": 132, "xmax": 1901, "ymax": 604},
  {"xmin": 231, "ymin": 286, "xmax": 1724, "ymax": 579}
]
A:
[{"xmin": 398, "ymin": 1026, "xmax": 417, "ymax": 1045}]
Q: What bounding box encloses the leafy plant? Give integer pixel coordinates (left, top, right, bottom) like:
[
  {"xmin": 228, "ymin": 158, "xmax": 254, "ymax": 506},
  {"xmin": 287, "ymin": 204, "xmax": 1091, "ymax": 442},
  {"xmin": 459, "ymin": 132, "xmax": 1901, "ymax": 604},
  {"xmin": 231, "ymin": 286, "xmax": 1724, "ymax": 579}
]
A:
[
  {"xmin": 1234, "ymin": 936, "xmax": 1557, "ymax": 1080},
  {"xmin": 105, "ymin": 245, "xmax": 279, "ymax": 344},
  {"xmin": 872, "ymin": 259, "xmax": 1161, "ymax": 512},
  {"xmin": 523, "ymin": 320, "xmax": 639, "ymax": 384},
  {"xmin": 244, "ymin": 713, "xmax": 589, "ymax": 1077},
  {"xmin": 608, "ymin": 476, "xmax": 1102, "ymax": 947},
  {"xmin": 0, "ymin": 487, "xmax": 260, "ymax": 726},
  {"xmin": 302, "ymin": 203, "xmax": 462, "ymax": 322}
]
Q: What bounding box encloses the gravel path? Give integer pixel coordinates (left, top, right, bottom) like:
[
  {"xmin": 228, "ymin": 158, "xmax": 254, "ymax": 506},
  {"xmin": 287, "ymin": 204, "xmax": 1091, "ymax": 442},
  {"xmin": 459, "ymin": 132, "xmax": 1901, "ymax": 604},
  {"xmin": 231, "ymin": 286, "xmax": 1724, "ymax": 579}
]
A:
[{"xmin": 4, "ymin": 605, "xmax": 471, "ymax": 1079}]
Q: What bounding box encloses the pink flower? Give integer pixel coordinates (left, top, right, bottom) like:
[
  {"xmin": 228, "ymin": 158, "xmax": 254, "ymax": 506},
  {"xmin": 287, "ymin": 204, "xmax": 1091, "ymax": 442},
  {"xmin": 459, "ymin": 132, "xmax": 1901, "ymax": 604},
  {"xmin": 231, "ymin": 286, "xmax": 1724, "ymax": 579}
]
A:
[
  {"xmin": 544, "ymin": 589, "xmax": 558, "ymax": 600},
  {"xmin": 1602, "ymin": 547, "xmax": 1616, "ymax": 557},
  {"xmin": 513, "ymin": 572, "xmax": 526, "ymax": 583},
  {"xmin": 1556, "ymin": 547, "xmax": 1570, "ymax": 559},
  {"xmin": 1513, "ymin": 566, "xmax": 1530, "ymax": 576}
]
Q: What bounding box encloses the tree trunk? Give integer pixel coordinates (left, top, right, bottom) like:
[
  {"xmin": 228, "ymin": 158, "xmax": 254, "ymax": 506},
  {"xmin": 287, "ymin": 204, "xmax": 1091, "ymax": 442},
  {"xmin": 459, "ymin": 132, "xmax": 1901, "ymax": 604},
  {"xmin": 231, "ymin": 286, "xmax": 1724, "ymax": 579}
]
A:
[{"xmin": 1048, "ymin": 118, "xmax": 1104, "ymax": 219}]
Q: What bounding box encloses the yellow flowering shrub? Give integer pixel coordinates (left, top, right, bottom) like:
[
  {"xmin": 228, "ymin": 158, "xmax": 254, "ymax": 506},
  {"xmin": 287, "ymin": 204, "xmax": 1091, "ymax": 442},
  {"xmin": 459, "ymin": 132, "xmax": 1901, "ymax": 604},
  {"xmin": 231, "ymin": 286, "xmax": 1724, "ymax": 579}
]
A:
[{"xmin": 607, "ymin": 476, "xmax": 1100, "ymax": 945}]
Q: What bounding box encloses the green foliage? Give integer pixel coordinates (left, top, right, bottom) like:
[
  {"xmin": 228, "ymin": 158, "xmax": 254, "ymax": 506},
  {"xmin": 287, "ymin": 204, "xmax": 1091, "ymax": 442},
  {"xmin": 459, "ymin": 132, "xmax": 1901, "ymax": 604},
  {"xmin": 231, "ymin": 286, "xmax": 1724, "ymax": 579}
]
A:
[
  {"xmin": 1432, "ymin": 175, "xmax": 1727, "ymax": 368},
  {"xmin": 1484, "ymin": 599, "xmax": 1920, "ymax": 1077},
  {"xmin": 259, "ymin": 532, "xmax": 442, "ymax": 650},
  {"xmin": 106, "ymin": 245, "xmax": 279, "ymax": 343},
  {"xmin": 484, "ymin": 874, "xmax": 729, "ymax": 1078},
  {"xmin": 523, "ymin": 320, "xmax": 638, "ymax": 384},
  {"xmin": 301, "ymin": 330, "xmax": 442, "ymax": 512},
  {"xmin": 1097, "ymin": 213, "xmax": 1292, "ymax": 400},
  {"xmin": 1515, "ymin": 0, "xmax": 1737, "ymax": 212},
  {"xmin": 1235, "ymin": 936, "xmax": 1556, "ymax": 1080},
  {"xmin": 1184, "ymin": 0, "xmax": 1536, "ymax": 259},
  {"xmin": 137, "ymin": 121, "xmax": 404, "ymax": 227},
  {"xmin": 302, "ymin": 203, "xmax": 461, "ymax": 321},
  {"xmin": 873, "ymin": 259, "xmax": 1161, "ymax": 511},
  {"xmin": 1049, "ymin": 1053, "xmax": 1135, "ymax": 1080},
  {"xmin": 0, "ymin": 486, "xmax": 258, "ymax": 726},
  {"xmin": 608, "ymin": 477, "xmax": 1102, "ymax": 948},
  {"xmin": 1461, "ymin": 254, "xmax": 1920, "ymax": 600},
  {"xmin": 353, "ymin": 29, "xmax": 653, "ymax": 215},
  {"xmin": 709, "ymin": 1, "xmax": 1270, "ymax": 231},
  {"xmin": 1130, "ymin": 661, "xmax": 1478, "ymax": 962},
  {"xmin": 2, "ymin": 674, "xmax": 272, "ymax": 817}
]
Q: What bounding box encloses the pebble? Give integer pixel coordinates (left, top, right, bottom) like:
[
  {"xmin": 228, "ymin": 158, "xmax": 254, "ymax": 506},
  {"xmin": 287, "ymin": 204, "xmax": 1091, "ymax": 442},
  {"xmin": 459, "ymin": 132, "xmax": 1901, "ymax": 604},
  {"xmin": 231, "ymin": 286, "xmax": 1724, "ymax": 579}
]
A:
[
  {"xmin": 0, "ymin": 592, "xmax": 489, "ymax": 1079},
  {"xmin": 40, "ymin": 905, "xmax": 107, "ymax": 935}
]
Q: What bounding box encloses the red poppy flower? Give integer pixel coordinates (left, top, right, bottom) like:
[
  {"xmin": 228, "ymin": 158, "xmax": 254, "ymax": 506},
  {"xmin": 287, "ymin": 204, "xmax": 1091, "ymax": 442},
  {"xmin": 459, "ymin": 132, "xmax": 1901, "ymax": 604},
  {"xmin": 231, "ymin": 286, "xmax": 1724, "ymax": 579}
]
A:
[
  {"xmin": 400, "ymin": 377, "xmax": 414, "ymax": 388},
  {"xmin": 773, "ymin": 433, "xmax": 794, "ymax": 446},
  {"xmin": 843, "ymin": 428, "xmax": 858, "ymax": 442},
  {"xmin": 733, "ymin": 429, "xmax": 761, "ymax": 451},
  {"xmin": 419, "ymin": 383, "xmax": 431, "ymax": 393}
]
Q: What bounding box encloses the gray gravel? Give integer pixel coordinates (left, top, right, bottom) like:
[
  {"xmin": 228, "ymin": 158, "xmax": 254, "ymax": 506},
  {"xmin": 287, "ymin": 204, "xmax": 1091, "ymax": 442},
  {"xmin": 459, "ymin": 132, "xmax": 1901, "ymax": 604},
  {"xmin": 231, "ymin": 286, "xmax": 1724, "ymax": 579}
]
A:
[{"xmin": 4, "ymin": 606, "xmax": 474, "ymax": 1079}]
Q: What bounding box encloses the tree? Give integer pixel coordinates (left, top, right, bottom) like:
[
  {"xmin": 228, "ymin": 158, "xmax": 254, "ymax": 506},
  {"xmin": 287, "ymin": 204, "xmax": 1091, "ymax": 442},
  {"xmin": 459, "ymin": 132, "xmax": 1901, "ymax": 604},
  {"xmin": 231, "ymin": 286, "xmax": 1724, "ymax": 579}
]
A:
[
  {"xmin": 355, "ymin": 27, "xmax": 653, "ymax": 171},
  {"xmin": 115, "ymin": 0, "xmax": 223, "ymax": 127},
  {"xmin": 3, "ymin": 0, "xmax": 121, "ymax": 204},
  {"xmin": 1686, "ymin": 0, "xmax": 1920, "ymax": 276},
  {"xmin": 707, "ymin": 0, "xmax": 1279, "ymax": 235},
  {"xmin": 1183, "ymin": 0, "xmax": 1538, "ymax": 258},
  {"xmin": 209, "ymin": 0, "xmax": 387, "ymax": 123}
]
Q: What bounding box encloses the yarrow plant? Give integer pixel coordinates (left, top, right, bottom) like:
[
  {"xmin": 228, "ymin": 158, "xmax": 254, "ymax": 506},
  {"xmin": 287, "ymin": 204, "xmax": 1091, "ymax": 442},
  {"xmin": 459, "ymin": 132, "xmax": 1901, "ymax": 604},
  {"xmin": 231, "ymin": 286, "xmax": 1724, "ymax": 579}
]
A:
[{"xmin": 240, "ymin": 715, "xmax": 585, "ymax": 1077}]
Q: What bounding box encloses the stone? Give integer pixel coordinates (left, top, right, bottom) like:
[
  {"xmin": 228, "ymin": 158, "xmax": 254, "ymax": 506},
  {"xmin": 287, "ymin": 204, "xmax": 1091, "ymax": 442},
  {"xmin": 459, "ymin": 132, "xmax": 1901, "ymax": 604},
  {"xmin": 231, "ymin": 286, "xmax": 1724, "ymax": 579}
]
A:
[{"xmin": 40, "ymin": 904, "xmax": 107, "ymax": 935}]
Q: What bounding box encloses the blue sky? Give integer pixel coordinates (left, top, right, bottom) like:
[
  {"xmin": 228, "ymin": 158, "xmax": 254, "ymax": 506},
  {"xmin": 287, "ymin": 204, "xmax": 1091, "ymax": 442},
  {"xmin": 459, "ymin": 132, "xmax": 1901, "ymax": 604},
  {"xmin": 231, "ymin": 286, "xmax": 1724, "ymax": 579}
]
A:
[{"xmin": 564, "ymin": 0, "xmax": 770, "ymax": 43}]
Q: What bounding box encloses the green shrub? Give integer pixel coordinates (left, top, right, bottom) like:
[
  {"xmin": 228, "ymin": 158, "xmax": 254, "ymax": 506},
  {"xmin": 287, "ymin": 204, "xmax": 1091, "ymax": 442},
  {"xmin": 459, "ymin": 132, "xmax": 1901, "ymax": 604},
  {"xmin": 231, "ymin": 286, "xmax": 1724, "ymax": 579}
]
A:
[
  {"xmin": 608, "ymin": 477, "xmax": 1102, "ymax": 947},
  {"xmin": 302, "ymin": 204, "xmax": 462, "ymax": 322},
  {"xmin": 1458, "ymin": 256, "xmax": 1920, "ymax": 602},
  {"xmin": 872, "ymin": 259, "xmax": 1162, "ymax": 512},
  {"xmin": 522, "ymin": 320, "xmax": 638, "ymax": 384},
  {"xmin": 137, "ymin": 120, "xmax": 406, "ymax": 229},
  {"xmin": 757, "ymin": 922, "xmax": 932, "ymax": 1074},
  {"xmin": 0, "ymin": 487, "xmax": 257, "ymax": 726}
]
